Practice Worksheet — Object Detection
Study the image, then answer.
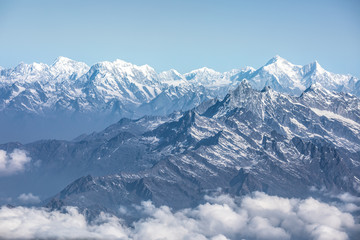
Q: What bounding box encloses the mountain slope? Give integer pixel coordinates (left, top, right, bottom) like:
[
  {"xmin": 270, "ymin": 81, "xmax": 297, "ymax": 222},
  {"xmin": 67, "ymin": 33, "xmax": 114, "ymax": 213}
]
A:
[
  {"xmin": 0, "ymin": 56, "xmax": 359, "ymax": 143},
  {"xmin": 1, "ymin": 81, "xmax": 359, "ymax": 218},
  {"xmin": 46, "ymin": 82, "xmax": 360, "ymax": 217},
  {"xmin": 235, "ymin": 56, "xmax": 358, "ymax": 96}
]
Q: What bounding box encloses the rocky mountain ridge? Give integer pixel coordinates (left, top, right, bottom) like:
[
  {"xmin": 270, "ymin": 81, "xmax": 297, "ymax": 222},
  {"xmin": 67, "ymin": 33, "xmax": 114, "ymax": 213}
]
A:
[
  {"xmin": 1, "ymin": 56, "xmax": 359, "ymax": 143},
  {"xmin": 1, "ymin": 82, "xmax": 359, "ymax": 219}
]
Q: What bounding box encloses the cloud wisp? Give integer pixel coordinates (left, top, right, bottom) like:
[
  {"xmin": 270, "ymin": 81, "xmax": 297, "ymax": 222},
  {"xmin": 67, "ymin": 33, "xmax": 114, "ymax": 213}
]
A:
[
  {"xmin": 0, "ymin": 192, "xmax": 358, "ymax": 240},
  {"xmin": 17, "ymin": 193, "xmax": 41, "ymax": 204},
  {"xmin": 0, "ymin": 149, "xmax": 31, "ymax": 176}
]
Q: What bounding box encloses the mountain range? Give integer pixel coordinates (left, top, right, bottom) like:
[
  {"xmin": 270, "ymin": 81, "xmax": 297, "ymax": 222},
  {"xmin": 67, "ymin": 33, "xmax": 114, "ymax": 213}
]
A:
[
  {"xmin": 1, "ymin": 56, "xmax": 359, "ymax": 143},
  {"xmin": 1, "ymin": 56, "xmax": 360, "ymax": 239},
  {"xmin": 1, "ymin": 80, "xmax": 359, "ymax": 220}
]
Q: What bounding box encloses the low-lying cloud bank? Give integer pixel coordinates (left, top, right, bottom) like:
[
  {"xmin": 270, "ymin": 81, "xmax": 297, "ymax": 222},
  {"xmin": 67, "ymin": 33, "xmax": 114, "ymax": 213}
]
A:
[
  {"xmin": 0, "ymin": 192, "xmax": 359, "ymax": 240},
  {"xmin": 0, "ymin": 149, "xmax": 31, "ymax": 176}
]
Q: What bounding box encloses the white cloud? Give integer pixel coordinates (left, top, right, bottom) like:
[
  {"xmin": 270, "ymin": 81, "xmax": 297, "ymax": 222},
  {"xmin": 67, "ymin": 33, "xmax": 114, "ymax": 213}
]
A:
[
  {"xmin": 0, "ymin": 149, "xmax": 31, "ymax": 176},
  {"xmin": 0, "ymin": 206, "xmax": 130, "ymax": 239},
  {"xmin": 334, "ymin": 192, "xmax": 360, "ymax": 203},
  {"xmin": 17, "ymin": 193, "xmax": 41, "ymax": 204},
  {"xmin": 0, "ymin": 192, "xmax": 359, "ymax": 240}
]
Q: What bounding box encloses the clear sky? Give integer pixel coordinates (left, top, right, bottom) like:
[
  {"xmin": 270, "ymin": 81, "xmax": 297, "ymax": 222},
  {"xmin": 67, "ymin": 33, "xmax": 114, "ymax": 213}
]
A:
[{"xmin": 0, "ymin": 0, "xmax": 359, "ymax": 76}]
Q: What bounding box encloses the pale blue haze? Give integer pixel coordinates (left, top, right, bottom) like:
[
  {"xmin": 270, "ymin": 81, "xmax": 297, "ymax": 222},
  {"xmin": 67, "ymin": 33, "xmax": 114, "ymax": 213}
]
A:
[{"xmin": 0, "ymin": 0, "xmax": 359, "ymax": 76}]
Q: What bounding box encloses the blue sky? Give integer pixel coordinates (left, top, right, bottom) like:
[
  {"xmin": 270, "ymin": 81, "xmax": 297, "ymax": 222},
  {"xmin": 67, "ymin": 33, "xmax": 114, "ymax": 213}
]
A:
[{"xmin": 0, "ymin": 0, "xmax": 359, "ymax": 76}]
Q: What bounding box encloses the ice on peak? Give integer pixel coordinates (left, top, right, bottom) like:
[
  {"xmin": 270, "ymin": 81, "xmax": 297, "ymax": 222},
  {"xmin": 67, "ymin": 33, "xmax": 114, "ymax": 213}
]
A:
[
  {"xmin": 264, "ymin": 56, "xmax": 303, "ymax": 71},
  {"xmin": 139, "ymin": 64, "xmax": 156, "ymax": 72},
  {"xmin": 261, "ymin": 56, "xmax": 304, "ymax": 80},
  {"xmin": 311, "ymin": 82, "xmax": 323, "ymax": 88},
  {"xmin": 265, "ymin": 55, "xmax": 288, "ymax": 65},
  {"xmin": 239, "ymin": 79, "xmax": 251, "ymax": 87},
  {"xmin": 184, "ymin": 67, "xmax": 222, "ymax": 83},
  {"xmin": 232, "ymin": 79, "xmax": 252, "ymax": 94},
  {"xmin": 301, "ymin": 82, "xmax": 337, "ymax": 100},
  {"xmin": 160, "ymin": 69, "xmax": 183, "ymax": 78},
  {"xmin": 91, "ymin": 60, "xmax": 129, "ymax": 70},
  {"xmin": 241, "ymin": 66, "xmax": 256, "ymax": 72},
  {"xmin": 199, "ymin": 66, "xmax": 215, "ymax": 71},
  {"xmin": 52, "ymin": 56, "xmax": 88, "ymax": 68},
  {"xmin": 311, "ymin": 61, "xmax": 325, "ymax": 73},
  {"xmin": 189, "ymin": 67, "xmax": 218, "ymax": 74},
  {"xmin": 302, "ymin": 61, "xmax": 326, "ymax": 75},
  {"xmin": 313, "ymin": 60, "xmax": 321, "ymax": 67},
  {"xmin": 53, "ymin": 56, "xmax": 74, "ymax": 65},
  {"xmin": 225, "ymin": 79, "xmax": 259, "ymax": 111},
  {"xmin": 167, "ymin": 69, "xmax": 181, "ymax": 75},
  {"xmin": 112, "ymin": 60, "xmax": 155, "ymax": 73},
  {"xmin": 13, "ymin": 61, "xmax": 48, "ymax": 73},
  {"xmin": 303, "ymin": 82, "xmax": 326, "ymax": 93},
  {"xmin": 32, "ymin": 62, "xmax": 48, "ymax": 71},
  {"xmin": 51, "ymin": 57, "xmax": 89, "ymax": 76},
  {"xmin": 113, "ymin": 59, "xmax": 133, "ymax": 67}
]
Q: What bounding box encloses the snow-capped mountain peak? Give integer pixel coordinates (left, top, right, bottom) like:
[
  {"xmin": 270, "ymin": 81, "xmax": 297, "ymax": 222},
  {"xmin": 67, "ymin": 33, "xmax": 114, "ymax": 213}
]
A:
[
  {"xmin": 159, "ymin": 69, "xmax": 183, "ymax": 79},
  {"xmin": 13, "ymin": 61, "xmax": 48, "ymax": 74},
  {"xmin": 184, "ymin": 67, "xmax": 220, "ymax": 81},
  {"xmin": 229, "ymin": 79, "xmax": 275, "ymax": 106},
  {"xmin": 52, "ymin": 56, "xmax": 75, "ymax": 65},
  {"xmin": 0, "ymin": 56, "xmax": 359, "ymax": 143},
  {"xmin": 302, "ymin": 60, "xmax": 325, "ymax": 75},
  {"xmin": 190, "ymin": 66, "xmax": 217, "ymax": 73},
  {"xmin": 93, "ymin": 59, "xmax": 157, "ymax": 77},
  {"xmin": 247, "ymin": 56, "xmax": 304, "ymax": 94},
  {"xmin": 237, "ymin": 78, "xmax": 252, "ymax": 89},
  {"xmin": 303, "ymin": 82, "xmax": 327, "ymax": 93},
  {"xmin": 313, "ymin": 60, "xmax": 324, "ymax": 71},
  {"xmin": 184, "ymin": 67, "xmax": 228, "ymax": 87},
  {"xmin": 240, "ymin": 66, "xmax": 256, "ymax": 73},
  {"xmin": 301, "ymin": 61, "xmax": 352, "ymax": 90},
  {"xmin": 265, "ymin": 55, "xmax": 288, "ymax": 65},
  {"xmin": 113, "ymin": 59, "xmax": 133, "ymax": 67},
  {"xmin": 263, "ymin": 55, "xmax": 302, "ymax": 73},
  {"xmin": 51, "ymin": 56, "xmax": 89, "ymax": 77}
]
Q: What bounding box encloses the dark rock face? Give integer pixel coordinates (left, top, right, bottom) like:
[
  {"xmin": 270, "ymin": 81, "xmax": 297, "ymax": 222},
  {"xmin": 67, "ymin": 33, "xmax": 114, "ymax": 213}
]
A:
[{"xmin": 1, "ymin": 82, "xmax": 360, "ymax": 219}]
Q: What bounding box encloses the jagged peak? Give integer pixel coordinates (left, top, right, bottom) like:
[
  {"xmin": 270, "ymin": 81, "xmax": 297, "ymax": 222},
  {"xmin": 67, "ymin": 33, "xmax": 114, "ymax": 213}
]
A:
[
  {"xmin": 91, "ymin": 59, "xmax": 131, "ymax": 70},
  {"xmin": 228, "ymin": 80, "xmax": 254, "ymax": 101},
  {"xmin": 187, "ymin": 67, "xmax": 219, "ymax": 75},
  {"xmin": 139, "ymin": 63, "xmax": 156, "ymax": 72},
  {"xmin": 237, "ymin": 79, "xmax": 252, "ymax": 89},
  {"xmin": 301, "ymin": 60, "xmax": 327, "ymax": 76},
  {"xmin": 53, "ymin": 56, "xmax": 74, "ymax": 65},
  {"xmin": 13, "ymin": 61, "xmax": 48, "ymax": 72},
  {"xmin": 163, "ymin": 69, "xmax": 181, "ymax": 75},
  {"xmin": 263, "ymin": 55, "xmax": 303, "ymax": 71},
  {"xmin": 98, "ymin": 59, "xmax": 156, "ymax": 73},
  {"xmin": 310, "ymin": 60, "xmax": 325, "ymax": 73},
  {"xmin": 303, "ymin": 82, "xmax": 328, "ymax": 94},
  {"xmin": 113, "ymin": 59, "xmax": 133, "ymax": 67},
  {"xmin": 159, "ymin": 69, "xmax": 183, "ymax": 79},
  {"xmin": 261, "ymin": 85, "xmax": 272, "ymax": 92},
  {"xmin": 241, "ymin": 66, "xmax": 256, "ymax": 72},
  {"xmin": 231, "ymin": 80, "xmax": 277, "ymax": 99},
  {"xmin": 51, "ymin": 57, "xmax": 89, "ymax": 75},
  {"xmin": 265, "ymin": 55, "xmax": 288, "ymax": 65},
  {"xmin": 183, "ymin": 109, "xmax": 197, "ymax": 120}
]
